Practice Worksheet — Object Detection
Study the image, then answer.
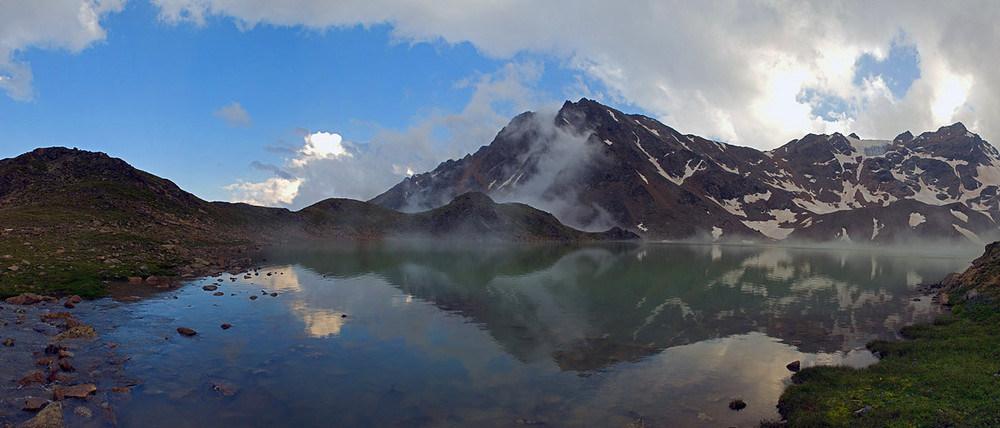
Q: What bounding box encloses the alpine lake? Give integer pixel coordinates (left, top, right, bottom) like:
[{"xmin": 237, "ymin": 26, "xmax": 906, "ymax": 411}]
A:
[{"xmin": 81, "ymin": 241, "xmax": 975, "ymax": 427}]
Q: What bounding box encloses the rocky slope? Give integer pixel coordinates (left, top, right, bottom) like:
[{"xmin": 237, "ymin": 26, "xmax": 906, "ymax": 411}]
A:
[{"xmin": 372, "ymin": 99, "xmax": 1000, "ymax": 244}]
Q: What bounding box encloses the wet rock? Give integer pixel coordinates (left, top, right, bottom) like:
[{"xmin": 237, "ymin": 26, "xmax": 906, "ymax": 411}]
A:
[
  {"xmin": 58, "ymin": 358, "xmax": 75, "ymax": 372},
  {"xmin": 58, "ymin": 350, "xmax": 74, "ymax": 358},
  {"xmin": 3, "ymin": 337, "xmax": 14, "ymax": 346},
  {"xmin": 220, "ymin": 323, "xmax": 232, "ymax": 330},
  {"xmin": 786, "ymin": 360, "xmax": 801, "ymax": 372},
  {"xmin": 53, "ymin": 326, "xmax": 97, "ymax": 341},
  {"xmin": 145, "ymin": 276, "xmax": 160, "ymax": 284},
  {"xmin": 36, "ymin": 356, "xmax": 57, "ymax": 365},
  {"xmin": 41, "ymin": 311, "xmax": 72, "ymax": 320},
  {"xmin": 202, "ymin": 285, "xmax": 218, "ymax": 291},
  {"xmin": 22, "ymin": 397, "xmax": 49, "ymax": 411},
  {"xmin": 5, "ymin": 293, "xmax": 43, "ymax": 305},
  {"xmin": 67, "ymin": 296, "xmax": 82, "ymax": 304},
  {"xmin": 63, "ymin": 301, "xmax": 75, "ymax": 309},
  {"xmin": 249, "ymin": 295, "xmax": 258, "ymax": 300},
  {"xmin": 211, "ymin": 381, "xmax": 241, "ymax": 397},
  {"xmin": 269, "ymin": 293, "xmax": 277, "ymax": 297},
  {"xmin": 127, "ymin": 277, "xmax": 143, "ymax": 284},
  {"xmin": 177, "ymin": 327, "xmax": 197, "ymax": 337},
  {"xmin": 19, "ymin": 371, "xmax": 46, "ymax": 387},
  {"xmin": 729, "ymin": 399, "xmax": 747, "ymax": 411},
  {"xmin": 73, "ymin": 406, "xmax": 93, "ymax": 419},
  {"xmin": 21, "ymin": 400, "xmax": 64, "ymax": 428},
  {"xmin": 213, "ymin": 292, "xmax": 224, "ymax": 296},
  {"xmin": 117, "ymin": 296, "xmax": 141, "ymax": 302},
  {"xmin": 65, "ymin": 319, "xmax": 84, "ymax": 329},
  {"xmin": 44, "ymin": 344, "xmax": 63, "ymax": 354},
  {"xmin": 54, "ymin": 384, "xmax": 97, "ymax": 400}
]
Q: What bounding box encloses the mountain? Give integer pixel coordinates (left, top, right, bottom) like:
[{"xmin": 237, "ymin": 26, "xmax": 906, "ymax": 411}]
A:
[
  {"xmin": 371, "ymin": 98, "xmax": 1000, "ymax": 244},
  {"xmin": 0, "ymin": 147, "xmax": 633, "ymax": 298}
]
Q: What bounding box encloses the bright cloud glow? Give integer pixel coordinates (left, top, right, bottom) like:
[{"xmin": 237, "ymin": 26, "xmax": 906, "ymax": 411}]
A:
[
  {"xmin": 931, "ymin": 72, "xmax": 972, "ymax": 125},
  {"xmin": 225, "ymin": 177, "xmax": 304, "ymax": 206},
  {"xmin": 292, "ymin": 131, "xmax": 351, "ymax": 167}
]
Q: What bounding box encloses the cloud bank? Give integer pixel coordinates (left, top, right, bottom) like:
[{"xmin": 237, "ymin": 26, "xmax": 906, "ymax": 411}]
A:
[
  {"xmin": 150, "ymin": 0, "xmax": 1000, "ymax": 150},
  {"xmin": 213, "ymin": 102, "xmax": 251, "ymax": 127}
]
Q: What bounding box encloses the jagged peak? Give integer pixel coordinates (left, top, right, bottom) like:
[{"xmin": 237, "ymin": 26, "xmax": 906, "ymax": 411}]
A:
[
  {"xmin": 938, "ymin": 122, "xmax": 968, "ymax": 133},
  {"xmin": 894, "ymin": 131, "xmax": 914, "ymax": 143}
]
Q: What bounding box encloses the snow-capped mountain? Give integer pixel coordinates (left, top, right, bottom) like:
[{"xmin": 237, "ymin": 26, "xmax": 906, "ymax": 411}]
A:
[{"xmin": 370, "ymin": 98, "xmax": 1000, "ymax": 243}]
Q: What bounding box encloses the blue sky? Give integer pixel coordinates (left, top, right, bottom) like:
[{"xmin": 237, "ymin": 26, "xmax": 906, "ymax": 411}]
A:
[{"xmin": 1, "ymin": 1, "xmax": 997, "ymax": 209}]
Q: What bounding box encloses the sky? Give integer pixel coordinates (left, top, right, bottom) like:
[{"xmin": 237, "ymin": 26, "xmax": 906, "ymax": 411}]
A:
[{"xmin": 1, "ymin": 1, "xmax": 998, "ymax": 210}]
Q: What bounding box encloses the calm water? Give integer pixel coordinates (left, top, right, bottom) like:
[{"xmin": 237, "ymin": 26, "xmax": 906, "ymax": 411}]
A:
[{"xmin": 88, "ymin": 242, "xmax": 973, "ymax": 427}]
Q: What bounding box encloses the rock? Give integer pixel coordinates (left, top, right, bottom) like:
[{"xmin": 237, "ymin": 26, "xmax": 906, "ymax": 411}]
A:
[
  {"xmin": 54, "ymin": 384, "xmax": 97, "ymax": 400},
  {"xmin": 211, "ymin": 381, "xmax": 241, "ymax": 397},
  {"xmin": 44, "ymin": 344, "xmax": 63, "ymax": 354},
  {"xmin": 53, "ymin": 326, "xmax": 98, "ymax": 341},
  {"xmin": 786, "ymin": 360, "xmax": 801, "ymax": 372},
  {"xmin": 22, "ymin": 397, "xmax": 49, "ymax": 411},
  {"xmin": 145, "ymin": 276, "xmax": 159, "ymax": 284},
  {"xmin": 36, "ymin": 356, "xmax": 57, "ymax": 365},
  {"xmin": 965, "ymin": 289, "xmax": 979, "ymax": 300},
  {"xmin": 177, "ymin": 327, "xmax": 197, "ymax": 337},
  {"xmin": 220, "ymin": 324, "xmax": 232, "ymax": 330},
  {"xmin": 58, "ymin": 358, "xmax": 75, "ymax": 372},
  {"xmin": 249, "ymin": 295, "xmax": 258, "ymax": 300},
  {"xmin": 65, "ymin": 319, "xmax": 84, "ymax": 329},
  {"xmin": 728, "ymin": 399, "xmax": 747, "ymax": 411},
  {"xmin": 854, "ymin": 405, "xmax": 872, "ymax": 416},
  {"xmin": 269, "ymin": 293, "xmax": 277, "ymax": 297},
  {"xmin": 127, "ymin": 277, "xmax": 142, "ymax": 284},
  {"xmin": 3, "ymin": 337, "xmax": 14, "ymax": 346},
  {"xmin": 72, "ymin": 406, "xmax": 92, "ymax": 419},
  {"xmin": 203, "ymin": 285, "xmax": 218, "ymax": 291},
  {"xmin": 8, "ymin": 265, "xmax": 19, "ymax": 272},
  {"xmin": 19, "ymin": 371, "xmax": 46, "ymax": 387},
  {"xmin": 940, "ymin": 293, "xmax": 950, "ymax": 305},
  {"xmin": 68, "ymin": 295, "xmax": 82, "ymax": 304},
  {"xmin": 213, "ymin": 292, "xmax": 224, "ymax": 296},
  {"xmin": 63, "ymin": 301, "xmax": 75, "ymax": 309},
  {"xmin": 5, "ymin": 293, "xmax": 43, "ymax": 305},
  {"xmin": 20, "ymin": 400, "xmax": 64, "ymax": 428},
  {"xmin": 41, "ymin": 311, "xmax": 72, "ymax": 320},
  {"xmin": 57, "ymin": 350, "xmax": 74, "ymax": 358},
  {"xmin": 117, "ymin": 296, "xmax": 141, "ymax": 302}
]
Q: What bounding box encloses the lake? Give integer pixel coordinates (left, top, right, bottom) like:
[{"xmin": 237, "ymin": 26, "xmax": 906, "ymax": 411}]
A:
[{"xmin": 90, "ymin": 242, "xmax": 973, "ymax": 427}]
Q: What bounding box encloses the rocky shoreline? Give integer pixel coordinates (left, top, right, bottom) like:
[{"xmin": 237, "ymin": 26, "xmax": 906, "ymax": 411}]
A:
[{"xmin": 0, "ymin": 295, "xmax": 136, "ymax": 427}]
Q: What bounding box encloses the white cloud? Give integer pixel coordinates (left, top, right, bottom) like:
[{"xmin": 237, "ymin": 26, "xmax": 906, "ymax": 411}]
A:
[
  {"xmin": 213, "ymin": 101, "xmax": 251, "ymax": 126},
  {"xmin": 152, "ymin": 0, "xmax": 1000, "ymax": 149},
  {"xmin": 0, "ymin": 0, "xmax": 125, "ymax": 100},
  {"xmin": 228, "ymin": 62, "xmax": 543, "ymax": 208},
  {"xmin": 225, "ymin": 177, "xmax": 303, "ymax": 206}
]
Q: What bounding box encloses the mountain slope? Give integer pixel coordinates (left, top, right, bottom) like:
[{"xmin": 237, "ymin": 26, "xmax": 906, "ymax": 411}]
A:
[
  {"xmin": 371, "ymin": 98, "xmax": 1000, "ymax": 244},
  {"xmin": 0, "ymin": 148, "xmax": 631, "ymax": 298}
]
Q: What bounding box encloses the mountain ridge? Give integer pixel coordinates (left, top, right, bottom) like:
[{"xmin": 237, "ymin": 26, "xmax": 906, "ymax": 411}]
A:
[{"xmin": 372, "ymin": 98, "xmax": 1000, "ymax": 244}]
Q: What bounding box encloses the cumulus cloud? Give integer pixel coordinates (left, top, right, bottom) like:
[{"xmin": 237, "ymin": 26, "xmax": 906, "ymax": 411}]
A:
[
  {"xmin": 152, "ymin": 0, "xmax": 1000, "ymax": 148},
  {"xmin": 0, "ymin": 0, "xmax": 125, "ymax": 100},
  {"xmin": 227, "ymin": 62, "xmax": 544, "ymax": 208},
  {"xmin": 213, "ymin": 101, "xmax": 251, "ymax": 126}
]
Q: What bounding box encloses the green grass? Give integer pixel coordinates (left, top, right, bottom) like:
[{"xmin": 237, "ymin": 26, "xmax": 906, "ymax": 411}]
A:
[{"xmin": 775, "ymin": 288, "xmax": 1000, "ymax": 427}]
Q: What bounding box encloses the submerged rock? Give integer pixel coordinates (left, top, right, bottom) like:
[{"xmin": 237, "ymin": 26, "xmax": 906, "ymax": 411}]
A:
[
  {"xmin": 22, "ymin": 397, "xmax": 49, "ymax": 411},
  {"xmin": 202, "ymin": 285, "xmax": 218, "ymax": 291},
  {"xmin": 19, "ymin": 371, "xmax": 46, "ymax": 387},
  {"xmin": 54, "ymin": 384, "xmax": 96, "ymax": 400},
  {"xmin": 53, "ymin": 326, "xmax": 97, "ymax": 341},
  {"xmin": 21, "ymin": 400, "xmax": 64, "ymax": 428},
  {"xmin": 177, "ymin": 327, "xmax": 197, "ymax": 336}
]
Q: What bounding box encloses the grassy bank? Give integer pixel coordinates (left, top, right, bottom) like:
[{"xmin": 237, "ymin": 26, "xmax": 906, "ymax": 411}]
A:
[{"xmin": 774, "ymin": 271, "xmax": 1000, "ymax": 426}]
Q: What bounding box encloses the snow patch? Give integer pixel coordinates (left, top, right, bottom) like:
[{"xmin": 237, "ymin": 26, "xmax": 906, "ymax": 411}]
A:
[
  {"xmin": 769, "ymin": 209, "xmax": 797, "ymax": 224},
  {"xmin": 607, "ymin": 110, "xmax": 619, "ymax": 122},
  {"xmin": 838, "ymin": 227, "xmax": 852, "ymax": 242},
  {"xmin": 909, "ymin": 212, "xmax": 926, "ymax": 228},
  {"xmin": 742, "ymin": 220, "xmax": 794, "ymax": 240},
  {"xmin": 641, "ymin": 124, "xmax": 660, "ymax": 137},
  {"xmin": 678, "ymin": 159, "xmax": 707, "ymax": 184},
  {"xmin": 638, "ymin": 173, "xmax": 648, "ymax": 184},
  {"xmin": 953, "ymin": 224, "xmax": 982, "ymax": 243},
  {"xmin": 636, "ymin": 223, "xmax": 648, "ymax": 232},
  {"xmin": 845, "ymin": 136, "xmax": 891, "ymax": 157},
  {"xmin": 603, "ymin": 139, "xmax": 614, "ymax": 146},
  {"xmin": 633, "ymin": 133, "xmax": 675, "ymax": 184},
  {"xmin": 950, "ymin": 209, "xmax": 968, "ymax": 222},
  {"xmin": 711, "ymin": 226, "xmax": 723, "ymax": 241},
  {"xmin": 871, "ymin": 217, "xmax": 882, "ymax": 240},
  {"xmin": 743, "ymin": 191, "xmax": 772, "ymax": 204}
]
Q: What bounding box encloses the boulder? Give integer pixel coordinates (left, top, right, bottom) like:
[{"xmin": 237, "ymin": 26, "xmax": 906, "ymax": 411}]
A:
[
  {"xmin": 20, "ymin": 400, "xmax": 64, "ymax": 428},
  {"xmin": 5, "ymin": 293, "xmax": 43, "ymax": 305},
  {"xmin": 53, "ymin": 384, "xmax": 96, "ymax": 400},
  {"xmin": 786, "ymin": 360, "xmax": 801, "ymax": 372},
  {"xmin": 22, "ymin": 397, "xmax": 49, "ymax": 411},
  {"xmin": 53, "ymin": 326, "xmax": 97, "ymax": 341},
  {"xmin": 177, "ymin": 327, "xmax": 197, "ymax": 337}
]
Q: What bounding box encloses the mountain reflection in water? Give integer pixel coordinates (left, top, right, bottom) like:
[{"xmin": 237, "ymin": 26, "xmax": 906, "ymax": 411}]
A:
[{"xmin": 99, "ymin": 242, "xmax": 970, "ymax": 427}]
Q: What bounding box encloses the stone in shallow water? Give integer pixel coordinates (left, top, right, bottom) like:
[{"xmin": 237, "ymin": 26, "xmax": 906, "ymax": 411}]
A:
[
  {"xmin": 54, "ymin": 384, "xmax": 96, "ymax": 400},
  {"xmin": 177, "ymin": 327, "xmax": 197, "ymax": 337},
  {"xmin": 53, "ymin": 326, "xmax": 97, "ymax": 341},
  {"xmin": 22, "ymin": 397, "xmax": 49, "ymax": 411},
  {"xmin": 21, "ymin": 400, "xmax": 64, "ymax": 428}
]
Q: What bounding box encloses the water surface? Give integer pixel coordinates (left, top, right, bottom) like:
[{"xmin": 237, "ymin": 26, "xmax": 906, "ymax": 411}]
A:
[{"xmin": 92, "ymin": 242, "xmax": 972, "ymax": 427}]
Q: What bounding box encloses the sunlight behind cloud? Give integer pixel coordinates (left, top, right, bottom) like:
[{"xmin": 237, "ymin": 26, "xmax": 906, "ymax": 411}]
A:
[{"xmin": 931, "ymin": 71, "xmax": 972, "ymax": 125}]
